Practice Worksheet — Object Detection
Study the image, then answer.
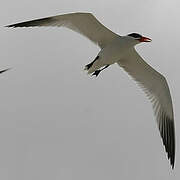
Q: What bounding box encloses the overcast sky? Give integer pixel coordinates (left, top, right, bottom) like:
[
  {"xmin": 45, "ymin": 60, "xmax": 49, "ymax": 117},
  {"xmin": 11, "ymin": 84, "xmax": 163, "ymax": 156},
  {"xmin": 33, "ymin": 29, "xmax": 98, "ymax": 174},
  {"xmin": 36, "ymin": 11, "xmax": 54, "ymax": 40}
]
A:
[{"xmin": 0, "ymin": 0, "xmax": 180, "ymax": 179}]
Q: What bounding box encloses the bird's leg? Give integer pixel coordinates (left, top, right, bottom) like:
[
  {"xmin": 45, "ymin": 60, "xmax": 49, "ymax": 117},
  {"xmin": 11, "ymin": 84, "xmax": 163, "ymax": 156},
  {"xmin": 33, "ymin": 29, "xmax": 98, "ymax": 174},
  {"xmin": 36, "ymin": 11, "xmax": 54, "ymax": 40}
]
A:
[
  {"xmin": 92, "ymin": 65, "xmax": 109, "ymax": 77},
  {"xmin": 84, "ymin": 56, "xmax": 99, "ymax": 70}
]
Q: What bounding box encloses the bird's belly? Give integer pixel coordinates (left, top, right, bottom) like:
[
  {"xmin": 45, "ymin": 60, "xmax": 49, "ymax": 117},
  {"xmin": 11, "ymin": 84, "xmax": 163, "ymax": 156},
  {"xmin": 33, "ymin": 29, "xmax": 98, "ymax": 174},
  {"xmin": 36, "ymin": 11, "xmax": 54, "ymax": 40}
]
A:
[{"xmin": 99, "ymin": 47, "xmax": 127, "ymax": 65}]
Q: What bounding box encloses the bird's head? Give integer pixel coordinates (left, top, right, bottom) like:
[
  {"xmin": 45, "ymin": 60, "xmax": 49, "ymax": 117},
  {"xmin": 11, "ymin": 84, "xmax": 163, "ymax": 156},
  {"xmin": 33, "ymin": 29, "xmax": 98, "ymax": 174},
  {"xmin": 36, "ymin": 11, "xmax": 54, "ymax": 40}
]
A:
[{"xmin": 127, "ymin": 33, "xmax": 152, "ymax": 44}]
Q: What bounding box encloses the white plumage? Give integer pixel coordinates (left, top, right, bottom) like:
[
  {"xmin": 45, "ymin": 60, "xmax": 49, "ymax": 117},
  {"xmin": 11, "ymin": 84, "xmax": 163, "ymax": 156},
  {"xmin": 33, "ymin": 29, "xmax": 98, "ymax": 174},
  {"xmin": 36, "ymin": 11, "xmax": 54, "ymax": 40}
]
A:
[{"xmin": 6, "ymin": 12, "xmax": 175, "ymax": 168}]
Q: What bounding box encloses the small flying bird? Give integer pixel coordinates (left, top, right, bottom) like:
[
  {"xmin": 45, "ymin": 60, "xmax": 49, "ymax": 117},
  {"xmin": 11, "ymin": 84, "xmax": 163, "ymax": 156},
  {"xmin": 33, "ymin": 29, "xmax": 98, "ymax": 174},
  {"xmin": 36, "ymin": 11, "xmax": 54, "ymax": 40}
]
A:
[{"xmin": 6, "ymin": 12, "xmax": 175, "ymax": 168}]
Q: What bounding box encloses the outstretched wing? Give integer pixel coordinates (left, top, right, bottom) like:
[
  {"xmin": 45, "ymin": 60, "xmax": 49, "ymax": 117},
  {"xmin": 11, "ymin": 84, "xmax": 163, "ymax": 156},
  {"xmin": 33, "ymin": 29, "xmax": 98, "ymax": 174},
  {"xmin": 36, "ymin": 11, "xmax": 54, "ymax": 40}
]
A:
[
  {"xmin": 117, "ymin": 48, "xmax": 175, "ymax": 168},
  {"xmin": 6, "ymin": 12, "xmax": 119, "ymax": 48}
]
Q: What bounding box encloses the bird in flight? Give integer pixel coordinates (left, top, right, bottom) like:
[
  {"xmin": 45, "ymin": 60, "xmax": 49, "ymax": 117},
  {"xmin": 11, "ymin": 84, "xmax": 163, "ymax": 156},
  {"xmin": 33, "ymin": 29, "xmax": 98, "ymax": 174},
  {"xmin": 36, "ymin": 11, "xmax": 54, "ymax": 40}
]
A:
[{"xmin": 6, "ymin": 12, "xmax": 175, "ymax": 169}]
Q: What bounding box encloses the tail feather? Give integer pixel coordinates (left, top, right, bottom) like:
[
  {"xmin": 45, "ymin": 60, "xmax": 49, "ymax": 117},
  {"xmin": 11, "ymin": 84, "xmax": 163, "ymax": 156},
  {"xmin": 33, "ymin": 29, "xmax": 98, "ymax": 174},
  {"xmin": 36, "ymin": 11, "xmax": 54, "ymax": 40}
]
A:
[
  {"xmin": 84, "ymin": 56, "xmax": 99, "ymax": 70},
  {"xmin": 87, "ymin": 61, "xmax": 103, "ymax": 74}
]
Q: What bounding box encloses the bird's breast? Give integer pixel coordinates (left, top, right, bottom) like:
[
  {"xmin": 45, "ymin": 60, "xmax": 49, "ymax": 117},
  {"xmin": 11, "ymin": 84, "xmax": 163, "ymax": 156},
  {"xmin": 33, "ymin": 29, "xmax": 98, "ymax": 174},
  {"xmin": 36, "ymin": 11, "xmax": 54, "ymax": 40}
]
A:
[{"xmin": 99, "ymin": 40, "xmax": 133, "ymax": 65}]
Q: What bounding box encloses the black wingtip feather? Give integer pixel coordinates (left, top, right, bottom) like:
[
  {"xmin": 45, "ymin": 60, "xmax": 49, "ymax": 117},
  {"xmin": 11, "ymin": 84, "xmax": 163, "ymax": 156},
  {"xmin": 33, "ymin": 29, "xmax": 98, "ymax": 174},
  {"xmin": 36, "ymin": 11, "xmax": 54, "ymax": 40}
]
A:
[
  {"xmin": 0, "ymin": 68, "xmax": 11, "ymax": 74},
  {"xmin": 160, "ymin": 114, "xmax": 175, "ymax": 169},
  {"xmin": 5, "ymin": 17, "xmax": 53, "ymax": 28}
]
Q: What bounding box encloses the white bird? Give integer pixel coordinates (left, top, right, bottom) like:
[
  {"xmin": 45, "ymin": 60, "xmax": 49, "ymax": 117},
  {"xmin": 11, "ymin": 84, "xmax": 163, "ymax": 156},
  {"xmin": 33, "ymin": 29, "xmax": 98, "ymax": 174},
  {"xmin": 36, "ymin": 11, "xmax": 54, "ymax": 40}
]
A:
[{"xmin": 6, "ymin": 12, "xmax": 175, "ymax": 168}]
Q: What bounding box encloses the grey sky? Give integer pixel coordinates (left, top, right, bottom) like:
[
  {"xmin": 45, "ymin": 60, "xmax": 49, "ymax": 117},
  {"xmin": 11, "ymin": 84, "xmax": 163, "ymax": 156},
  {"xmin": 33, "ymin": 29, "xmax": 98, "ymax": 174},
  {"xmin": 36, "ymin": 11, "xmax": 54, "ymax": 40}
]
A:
[{"xmin": 0, "ymin": 0, "xmax": 180, "ymax": 179}]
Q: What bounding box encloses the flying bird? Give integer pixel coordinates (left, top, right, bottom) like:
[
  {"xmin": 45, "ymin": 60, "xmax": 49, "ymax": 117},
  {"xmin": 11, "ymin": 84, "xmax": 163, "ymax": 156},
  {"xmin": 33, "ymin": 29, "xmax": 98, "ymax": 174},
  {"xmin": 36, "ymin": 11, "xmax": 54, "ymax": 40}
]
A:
[{"xmin": 6, "ymin": 12, "xmax": 175, "ymax": 168}]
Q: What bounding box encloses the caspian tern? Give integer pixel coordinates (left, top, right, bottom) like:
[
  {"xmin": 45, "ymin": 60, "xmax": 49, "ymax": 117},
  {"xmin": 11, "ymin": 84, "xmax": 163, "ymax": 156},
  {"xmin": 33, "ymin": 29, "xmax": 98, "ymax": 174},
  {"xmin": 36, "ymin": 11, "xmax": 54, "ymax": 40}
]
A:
[{"xmin": 6, "ymin": 12, "xmax": 175, "ymax": 169}]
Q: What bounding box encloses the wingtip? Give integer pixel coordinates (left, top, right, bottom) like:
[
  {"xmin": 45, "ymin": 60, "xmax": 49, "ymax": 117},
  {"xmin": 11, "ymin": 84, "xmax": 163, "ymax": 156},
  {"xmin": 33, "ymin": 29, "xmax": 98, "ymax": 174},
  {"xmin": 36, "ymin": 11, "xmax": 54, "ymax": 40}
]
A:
[
  {"xmin": 4, "ymin": 24, "xmax": 13, "ymax": 28},
  {"xmin": 5, "ymin": 23, "xmax": 24, "ymax": 28},
  {"xmin": 170, "ymin": 157, "xmax": 175, "ymax": 170},
  {"xmin": 0, "ymin": 68, "xmax": 11, "ymax": 74},
  {"xmin": 167, "ymin": 148, "xmax": 175, "ymax": 170},
  {"xmin": 5, "ymin": 24, "xmax": 18, "ymax": 28}
]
